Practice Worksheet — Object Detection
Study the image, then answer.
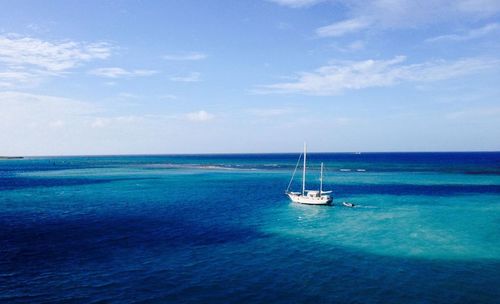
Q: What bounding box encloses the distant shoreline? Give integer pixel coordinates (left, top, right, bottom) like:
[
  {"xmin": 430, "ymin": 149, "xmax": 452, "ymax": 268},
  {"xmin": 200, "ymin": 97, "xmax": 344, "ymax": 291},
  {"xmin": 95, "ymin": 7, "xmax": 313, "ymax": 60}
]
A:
[{"xmin": 0, "ymin": 156, "xmax": 24, "ymax": 160}]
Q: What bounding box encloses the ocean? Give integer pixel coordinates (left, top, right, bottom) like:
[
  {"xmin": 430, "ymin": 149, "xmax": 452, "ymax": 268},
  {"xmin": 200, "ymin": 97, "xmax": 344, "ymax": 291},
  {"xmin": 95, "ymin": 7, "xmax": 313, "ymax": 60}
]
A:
[{"xmin": 1, "ymin": 153, "xmax": 499, "ymax": 303}]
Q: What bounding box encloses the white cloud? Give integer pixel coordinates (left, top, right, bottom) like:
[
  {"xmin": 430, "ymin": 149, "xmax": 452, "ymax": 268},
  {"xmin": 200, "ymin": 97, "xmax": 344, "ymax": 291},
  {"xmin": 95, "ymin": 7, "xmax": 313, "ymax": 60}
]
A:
[
  {"xmin": 258, "ymin": 56, "xmax": 500, "ymax": 95},
  {"xmin": 185, "ymin": 110, "xmax": 214, "ymax": 122},
  {"xmin": 269, "ymin": 0, "xmax": 325, "ymax": 8},
  {"xmin": 0, "ymin": 35, "xmax": 110, "ymax": 71},
  {"xmin": 89, "ymin": 67, "xmax": 158, "ymax": 78},
  {"xmin": 0, "ymin": 70, "xmax": 40, "ymax": 87},
  {"xmin": 0, "ymin": 92, "xmax": 154, "ymax": 133},
  {"xmin": 275, "ymin": 1, "xmax": 500, "ymax": 37},
  {"xmin": 0, "ymin": 91, "xmax": 98, "ymax": 147},
  {"xmin": 0, "ymin": 34, "xmax": 111, "ymax": 87},
  {"xmin": 359, "ymin": 1, "xmax": 499, "ymax": 21},
  {"xmin": 170, "ymin": 72, "xmax": 201, "ymax": 82},
  {"xmin": 0, "ymin": 91, "xmax": 183, "ymax": 155},
  {"xmin": 427, "ymin": 23, "xmax": 500, "ymax": 42},
  {"xmin": 163, "ymin": 52, "xmax": 207, "ymax": 61},
  {"xmin": 316, "ymin": 18, "xmax": 372, "ymax": 37}
]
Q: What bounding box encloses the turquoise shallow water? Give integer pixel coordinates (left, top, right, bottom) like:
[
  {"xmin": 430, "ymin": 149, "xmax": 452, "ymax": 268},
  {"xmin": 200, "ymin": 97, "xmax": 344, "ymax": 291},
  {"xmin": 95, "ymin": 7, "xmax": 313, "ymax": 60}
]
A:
[{"xmin": 1, "ymin": 153, "xmax": 499, "ymax": 303}]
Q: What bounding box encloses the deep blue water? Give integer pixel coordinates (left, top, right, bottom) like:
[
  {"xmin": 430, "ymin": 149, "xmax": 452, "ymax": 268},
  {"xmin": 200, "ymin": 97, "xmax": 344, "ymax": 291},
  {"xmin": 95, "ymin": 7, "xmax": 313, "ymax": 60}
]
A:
[{"xmin": 1, "ymin": 153, "xmax": 499, "ymax": 303}]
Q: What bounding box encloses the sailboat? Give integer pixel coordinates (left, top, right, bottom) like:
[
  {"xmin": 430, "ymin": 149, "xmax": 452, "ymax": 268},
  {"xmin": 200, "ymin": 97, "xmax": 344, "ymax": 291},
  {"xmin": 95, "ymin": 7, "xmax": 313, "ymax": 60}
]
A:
[{"xmin": 285, "ymin": 143, "xmax": 333, "ymax": 205}]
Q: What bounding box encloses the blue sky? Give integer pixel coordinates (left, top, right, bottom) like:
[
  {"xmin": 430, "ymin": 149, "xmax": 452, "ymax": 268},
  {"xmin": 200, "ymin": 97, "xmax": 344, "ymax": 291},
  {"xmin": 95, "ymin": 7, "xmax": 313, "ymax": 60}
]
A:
[{"xmin": 1, "ymin": 0, "xmax": 499, "ymax": 155}]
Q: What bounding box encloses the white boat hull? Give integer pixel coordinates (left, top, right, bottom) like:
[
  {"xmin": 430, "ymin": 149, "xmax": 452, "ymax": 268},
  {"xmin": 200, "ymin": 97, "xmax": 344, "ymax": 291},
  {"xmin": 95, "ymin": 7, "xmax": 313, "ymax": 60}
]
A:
[{"xmin": 287, "ymin": 193, "xmax": 332, "ymax": 205}]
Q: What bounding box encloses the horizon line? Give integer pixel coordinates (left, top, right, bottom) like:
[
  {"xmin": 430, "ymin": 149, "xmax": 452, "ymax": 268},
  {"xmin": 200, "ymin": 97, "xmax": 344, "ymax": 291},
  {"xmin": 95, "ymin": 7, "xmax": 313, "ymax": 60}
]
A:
[{"xmin": 2, "ymin": 150, "xmax": 500, "ymax": 158}]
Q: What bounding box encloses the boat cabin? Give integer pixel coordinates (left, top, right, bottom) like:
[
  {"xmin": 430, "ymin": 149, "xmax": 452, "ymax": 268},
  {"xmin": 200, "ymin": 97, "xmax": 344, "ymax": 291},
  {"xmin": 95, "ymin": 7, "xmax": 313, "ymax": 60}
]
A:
[{"xmin": 306, "ymin": 190, "xmax": 321, "ymax": 197}]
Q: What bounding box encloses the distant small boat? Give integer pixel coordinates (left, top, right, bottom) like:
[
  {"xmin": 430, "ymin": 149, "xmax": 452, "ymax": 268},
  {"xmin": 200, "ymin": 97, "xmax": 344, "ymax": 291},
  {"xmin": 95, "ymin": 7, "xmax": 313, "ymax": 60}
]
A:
[
  {"xmin": 285, "ymin": 143, "xmax": 332, "ymax": 205},
  {"xmin": 342, "ymin": 202, "xmax": 355, "ymax": 207}
]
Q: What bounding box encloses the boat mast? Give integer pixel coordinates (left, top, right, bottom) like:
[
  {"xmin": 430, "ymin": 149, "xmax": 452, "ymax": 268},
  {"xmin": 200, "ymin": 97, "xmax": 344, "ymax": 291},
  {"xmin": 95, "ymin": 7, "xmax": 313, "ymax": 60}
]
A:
[
  {"xmin": 302, "ymin": 142, "xmax": 306, "ymax": 195},
  {"xmin": 320, "ymin": 162, "xmax": 323, "ymax": 194}
]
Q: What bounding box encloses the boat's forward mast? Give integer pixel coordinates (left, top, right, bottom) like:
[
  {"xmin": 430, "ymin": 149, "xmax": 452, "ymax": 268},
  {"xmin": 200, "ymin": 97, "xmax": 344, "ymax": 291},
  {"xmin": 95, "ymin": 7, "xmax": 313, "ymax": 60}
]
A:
[
  {"xmin": 320, "ymin": 162, "xmax": 323, "ymax": 195},
  {"xmin": 302, "ymin": 142, "xmax": 306, "ymax": 195}
]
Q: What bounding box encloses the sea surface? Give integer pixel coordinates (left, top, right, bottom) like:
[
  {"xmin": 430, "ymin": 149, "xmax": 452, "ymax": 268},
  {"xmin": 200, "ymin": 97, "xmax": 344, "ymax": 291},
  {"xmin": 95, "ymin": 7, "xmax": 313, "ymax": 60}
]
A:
[{"xmin": 1, "ymin": 153, "xmax": 499, "ymax": 303}]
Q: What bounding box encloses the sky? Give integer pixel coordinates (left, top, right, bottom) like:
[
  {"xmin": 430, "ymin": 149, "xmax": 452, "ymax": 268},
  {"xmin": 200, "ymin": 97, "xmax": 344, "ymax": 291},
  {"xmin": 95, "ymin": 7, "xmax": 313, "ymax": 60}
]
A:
[{"xmin": 1, "ymin": 0, "xmax": 499, "ymax": 155}]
